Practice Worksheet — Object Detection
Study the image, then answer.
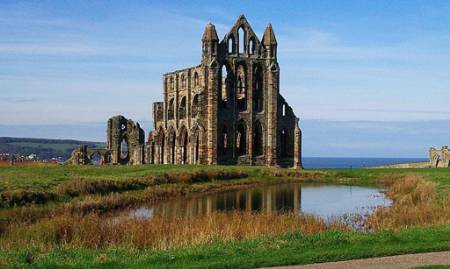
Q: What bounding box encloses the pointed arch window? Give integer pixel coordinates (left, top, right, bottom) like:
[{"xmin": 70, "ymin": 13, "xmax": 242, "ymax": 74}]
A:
[
  {"xmin": 169, "ymin": 77, "xmax": 174, "ymax": 91},
  {"xmin": 237, "ymin": 64, "xmax": 247, "ymax": 111},
  {"xmin": 236, "ymin": 121, "xmax": 247, "ymax": 156},
  {"xmin": 181, "ymin": 74, "xmax": 186, "ymax": 89},
  {"xmin": 168, "ymin": 98, "xmax": 175, "ymax": 120},
  {"xmin": 228, "ymin": 35, "xmax": 234, "ymax": 54},
  {"xmin": 194, "ymin": 72, "xmax": 199, "ymax": 87},
  {"xmin": 253, "ymin": 65, "xmax": 263, "ymax": 112},
  {"xmin": 253, "ymin": 121, "xmax": 263, "ymax": 156},
  {"xmin": 192, "ymin": 94, "xmax": 200, "ymax": 117},
  {"xmin": 238, "ymin": 27, "xmax": 245, "ymax": 54},
  {"xmin": 179, "ymin": 96, "xmax": 186, "ymax": 119},
  {"xmin": 220, "ymin": 65, "xmax": 229, "ymax": 105},
  {"xmin": 248, "ymin": 38, "xmax": 255, "ymax": 55}
]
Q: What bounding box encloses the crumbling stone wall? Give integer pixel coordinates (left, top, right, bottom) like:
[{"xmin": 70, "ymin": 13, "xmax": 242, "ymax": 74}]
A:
[
  {"xmin": 107, "ymin": 115, "xmax": 145, "ymax": 165},
  {"xmin": 430, "ymin": 146, "xmax": 450, "ymax": 168},
  {"xmin": 147, "ymin": 15, "xmax": 302, "ymax": 168},
  {"xmin": 66, "ymin": 145, "xmax": 111, "ymax": 165}
]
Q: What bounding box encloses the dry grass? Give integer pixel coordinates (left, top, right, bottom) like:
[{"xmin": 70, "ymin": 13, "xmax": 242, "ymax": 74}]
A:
[
  {"xmin": 366, "ymin": 174, "xmax": 450, "ymax": 229},
  {"xmin": 0, "ymin": 211, "xmax": 347, "ymax": 251}
]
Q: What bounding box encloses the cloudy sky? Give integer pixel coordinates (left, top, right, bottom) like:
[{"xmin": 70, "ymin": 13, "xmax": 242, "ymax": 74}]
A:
[{"xmin": 1, "ymin": 1, "xmax": 450, "ymax": 157}]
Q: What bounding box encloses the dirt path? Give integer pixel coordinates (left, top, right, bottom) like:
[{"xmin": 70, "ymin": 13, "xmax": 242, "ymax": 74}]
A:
[{"xmin": 262, "ymin": 251, "xmax": 450, "ymax": 269}]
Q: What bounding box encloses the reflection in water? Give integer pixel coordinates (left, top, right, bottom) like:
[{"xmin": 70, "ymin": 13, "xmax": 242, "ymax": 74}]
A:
[{"xmin": 127, "ymin": 183, "xmax": 391, "ymax": 221}]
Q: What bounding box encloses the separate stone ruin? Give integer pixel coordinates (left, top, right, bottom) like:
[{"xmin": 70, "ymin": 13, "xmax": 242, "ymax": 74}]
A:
[
  {"xmin": 429, "ymin": 146, "xmax": 450, "ymax": 168},
  {"xmin": 107, "ymin": 115, "xmax": 145, "ymax": 165},
  {"xmin": 147, "ymin": 15, "xmax": 302, "ymax": 168},
  {"xmin": 66, "ymin": 145, "xmax": 111, "ymax": 165},
  {"xmin": 67, "ymin": 115, "xmax": 145, "ymax": 165}
]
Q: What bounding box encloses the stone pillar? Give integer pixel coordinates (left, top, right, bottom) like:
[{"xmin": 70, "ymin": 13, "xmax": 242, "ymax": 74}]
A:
[
  {"xmin": 206, "ymin": 61, "xmax": 219, "ymax": 164},
  {"xmin": 293, "ymin": 118, "xmax": 303, "ymax": 169},
  {"xmin": 266, "ymin": 63, "xmax": 279, "ymax": 166},
  {"xmin": 247, "ymin": 63, "xmax": 253, "ymax": 164}
]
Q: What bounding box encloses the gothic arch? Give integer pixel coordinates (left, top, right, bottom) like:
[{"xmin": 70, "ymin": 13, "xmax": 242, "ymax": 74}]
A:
[
  {"xmin": 179, "ymin": 96, "xmax": 187, "ymax": 119},
  {"xmin": 253, "ymin": 64, "xmax": 264, "ymax": 112},
  {"xmin": 190, "ymin": 123, "xmax": 205, "ymax": 164},
  {"xmin": 178, "ymin": 126, "xmax": 189, "ymax": 164},
  {"xmin": 236, "ymin": 63, "xmax": 247, "ymax": 111},
  {"xmin": 227, "ymin": 34, "xmax": 235, "ymax": 54},
  {"xmin": 238, "ymin": 26, "xmax": 245, "ymax": 54},
  {"xmin": 219, "ymin": 123, "xmax": 230, "ymax": 153},
  {"xmin": 253, "ymin": 120, "xmax": 264, "ymax": 156},
  {"xmin": 194, "ymin": 72, "xmax": 200, "ymax": 87},
  {"xmin": 248, "ymin": 37, "xmax": 255, "ymax": 55},
  {"xmin": 168, "ymin": 98, "xmax": 175, "ymax": 120},
  {"xmin": 280, "ymin": 128, "xmax": 288, "ymax": 158},
  {"xmin": 220, "ymin": 64, "xmax": 232, "ymax": 106},
  {"xmin": 192, "ymin": 93, "xmax": 201, "ymax": 117},
  {"xmin": 236, "ymin": 119, "xmax": 247, "ymax": 156},
  {"xmin": 167, "ymin": 126, "xmax": 176, "ymax": 164},
  {"xmin": 156, "ymin": 127, "xmax": 165, "ymax": 164}
]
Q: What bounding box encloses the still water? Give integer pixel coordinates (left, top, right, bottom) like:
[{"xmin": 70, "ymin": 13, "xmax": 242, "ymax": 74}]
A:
[{"xmin": 125, "ymin": 183, "xmax": 391, "ymax": 221}]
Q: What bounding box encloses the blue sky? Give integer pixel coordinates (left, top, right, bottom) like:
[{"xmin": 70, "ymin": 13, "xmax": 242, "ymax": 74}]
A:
[{"xmin": 1, "ymin": 1, "xmax": 450, "ymax": 157}]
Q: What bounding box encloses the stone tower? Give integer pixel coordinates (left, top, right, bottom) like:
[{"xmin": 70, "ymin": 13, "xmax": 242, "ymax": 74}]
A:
[{"xmin": 147, "ymin": 15, "xmax": 302, "ymax": 168}]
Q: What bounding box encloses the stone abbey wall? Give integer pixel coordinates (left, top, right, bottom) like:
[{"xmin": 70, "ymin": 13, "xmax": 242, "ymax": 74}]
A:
[
  {"xmin": 147, "ymin": 15, "xmax": 302, "ymax": 168},
  {"xmin": 429, "ymin": 146, "xmax": 450, "ymax": 168}
]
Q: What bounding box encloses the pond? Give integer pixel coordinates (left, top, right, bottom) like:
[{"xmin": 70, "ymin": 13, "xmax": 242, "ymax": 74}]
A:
[{"xmin": 122, "ymin": 183, "xmax": 391, "ymax": 223}]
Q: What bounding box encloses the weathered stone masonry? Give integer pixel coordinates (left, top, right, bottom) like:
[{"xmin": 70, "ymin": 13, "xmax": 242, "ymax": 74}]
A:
[{"xmin": 146, "ymin": 15, "xmax": 302, "ymax": 168}]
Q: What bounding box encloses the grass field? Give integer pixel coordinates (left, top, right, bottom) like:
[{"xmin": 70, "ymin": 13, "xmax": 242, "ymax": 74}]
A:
[{"xmin": 0, "ymin": 165, "xmax": 449, "ymax": 268}]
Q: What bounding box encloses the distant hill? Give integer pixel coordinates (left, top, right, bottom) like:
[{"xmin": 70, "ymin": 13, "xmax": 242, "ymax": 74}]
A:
[{"xmin": 0, "ymin": 137, "xmax": 105, "ymax": 161}]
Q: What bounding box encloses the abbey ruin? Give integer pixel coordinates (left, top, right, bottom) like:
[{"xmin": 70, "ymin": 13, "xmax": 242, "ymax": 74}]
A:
[
  {"xmin": 69, "ymin": 15, "xmax": 302, "ymax": 168},
  {"xmin": 146, "ymin": 15, "xmax": 302, "ymax": 167},
  {"xmin": 429, "ymin": 146, "xmax": 450, "ymax": 168}
]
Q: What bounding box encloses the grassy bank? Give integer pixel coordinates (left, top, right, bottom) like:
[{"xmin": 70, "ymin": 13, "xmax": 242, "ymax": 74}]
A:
[
  {"xmin": 1, "ymin": 226, "xmax": 449, "ymax": 269},
  {"xmin": 0, "ymin": 165, "xmax": 449, "ymax": 268}
]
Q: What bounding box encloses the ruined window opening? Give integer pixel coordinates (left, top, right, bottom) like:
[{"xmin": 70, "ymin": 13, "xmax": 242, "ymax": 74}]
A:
[
  {"xmin": 170, "ymin": 77, "xmax": 174, "ymax": 90},
  {"xmin": 156, "ymin": 106, "xmax": 163, "ymax": 121},
  {"xmin": 90, "ymin": 152, "xmax": 101, "ymax": 166},
  {"xmin": 253, "ymin": 121, "xmax": 263, "ymax": 156},
  {"xmin": 120, "ymin": 124, "xmax": 126, "ymax": 131},
  {"xmin": 236, "ymin": 121, "xmax": 247, "ymax": 156},
  {"xmin": 120, "ymin": 138, "xmax": 129, "ymax": 160},
  {"xmin": 254, "ymin": 66, "xmax": 263, "ymax": 112},
  {"xmin": 194, "ymin": 134, "xmax": 200, "ymax": 164},
  {"xmin": 192, "ymin": 94, "xmax": 200, "ymax": 117},
  {"xmin": 181, "ymin": 74, "xmax": 186, "ymax": 88},
  {"xmin": 237, "ymin": 65, "xmax": 247, "ymax": 111},
  {"xmin": 282, "ymin": 104, "xmax": 286, "ymax": 117},
  {"xmin": 179, "ymin": 97, "xmax": 187, "ymax": 119},
  {"xmin": 238, "ymin": 27, "xmax": 245, "ymax": 54},
  {"xmin": 159, "ymin": 133, "xmax": 165, "ymax": 164},
  {"xmin": 248, "ymin": 38, "xmax": 255, "ymax": 55},
  {"xmin": 168, "ymin": 99, "xmax": 175, "ymax": 120},
  {"xmin": 194, "ymin": 72, "xmax": 199, "ymax": 87},
  {"xmin": 180, "ymin": 130, "xmax": 188, "ymax": 164},
  {"xmin": 168, "ymin": 131, "xmax": 176, "ymax": 164},
  {"xmin": 228, "ymin": 35, "xmax": 234, "ymax": 54},
  {"xmin": 150, "ymin": 141, "xmax": 155, "ymax": 164},
  {"xmin": 222, "ymin": 125, "xmax": 228, "ymax": 150},
  {"xmin": 221, "ymin": 65, "xmax": 229, "ymax": 105},
  {"xmin": 280, "ymin": 129, "xmax": 287, "ymax": 158}
]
